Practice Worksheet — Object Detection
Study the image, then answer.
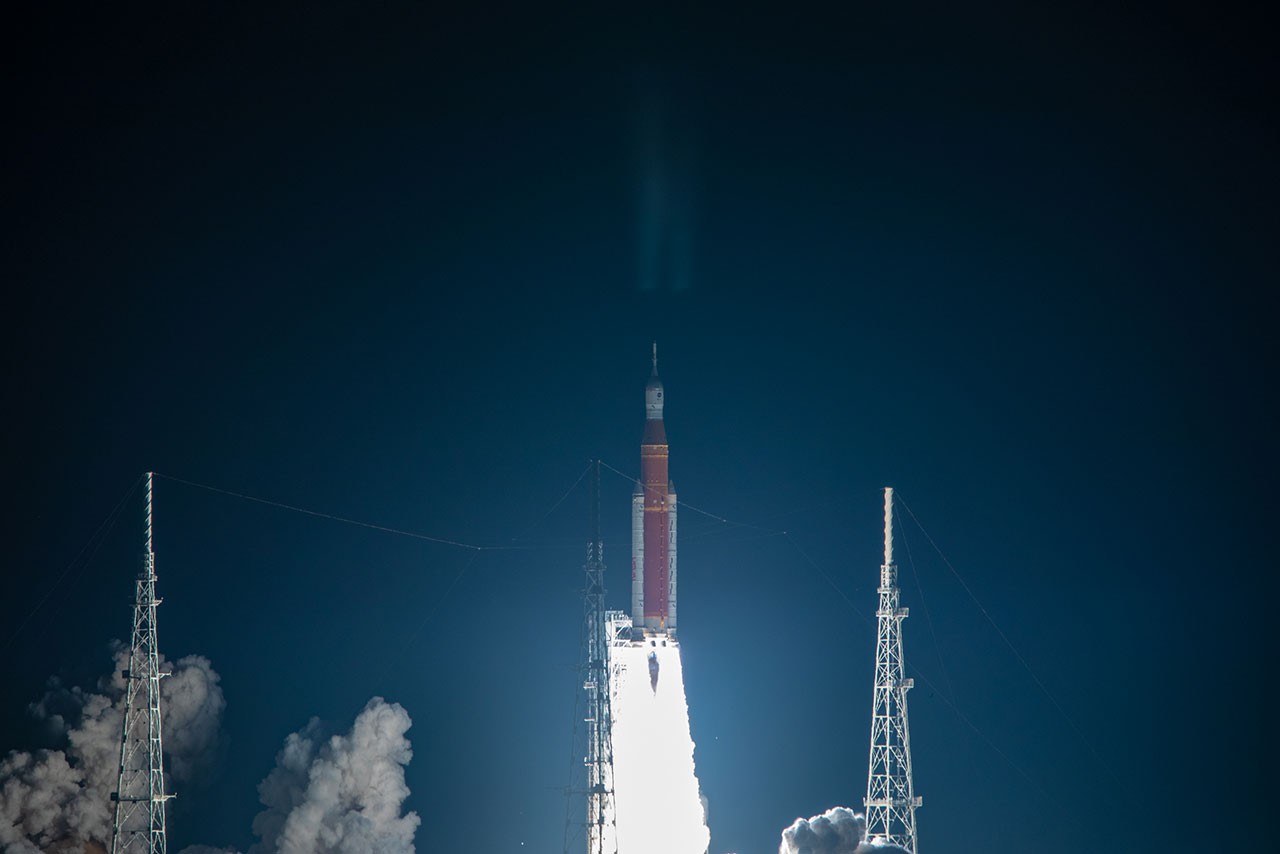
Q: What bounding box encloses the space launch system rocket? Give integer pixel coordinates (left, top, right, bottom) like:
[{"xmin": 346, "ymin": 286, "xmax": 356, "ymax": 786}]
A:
[{"xmin": 632, "ymin": 343, "xmax": 678, "ymax": 635}]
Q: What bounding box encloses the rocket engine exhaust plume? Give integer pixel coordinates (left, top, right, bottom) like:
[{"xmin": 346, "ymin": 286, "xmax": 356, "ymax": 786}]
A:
[
  {"xmin": 0, "ymin": 647, "xmax": 226, "ymax": 852},
  {"xmin": 778, "ymin": 807, "xmax": 910, "ymax": 854},
  {"xmin": 610, "ymin": 641, "xmax": 709, "ymax": 854}
]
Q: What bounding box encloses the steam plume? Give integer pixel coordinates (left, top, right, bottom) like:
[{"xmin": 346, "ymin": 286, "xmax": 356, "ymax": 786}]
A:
[
  {"xmin": 247, "ymin": 697, "xmax": 419, "ymax": 854},
  {"xmin": 779, "ymin": 806, "xmax": 910, "ymax": 854},
  {"xmin": 0, "ymin": 648, "xmax": 226, "ymax": 852}
]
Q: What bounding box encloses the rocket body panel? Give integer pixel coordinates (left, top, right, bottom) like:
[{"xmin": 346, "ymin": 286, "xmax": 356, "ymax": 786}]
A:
[{"xmin": 641, "ymin": 441, "xmax": 670, "ymax": 628}]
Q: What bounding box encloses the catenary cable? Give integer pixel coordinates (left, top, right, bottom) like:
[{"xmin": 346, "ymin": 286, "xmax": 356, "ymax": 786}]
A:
[
  {"xmin": 598, "ymin": 460, "xmax": 785, "ymax": 536},
  {"xmin": 785, "ymin": 529, "xmax": 1085, "ymax": 834},
  {"xmin": 895, "ymin": 492, "xmax": 1135, "ymax": 806},
  {"xmin": 2, "ymin": 474, "xmax": 142, "ymax": 652},
  {"xmin": 899, "ymin": 521, "xmax": 960, "ymax": 707},
  {"xmin": 511, "ymin": 460, "xmax": 594, "ymax": 543},
  {"xmin": 155, "ymin": 472, "xmax": 539, "ymax": 552}
]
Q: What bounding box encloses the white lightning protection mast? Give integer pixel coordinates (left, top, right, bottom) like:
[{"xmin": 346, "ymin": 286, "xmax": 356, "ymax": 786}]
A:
[
  {"xmin": 864, "ymin": 487, "xmax": 921, "ymax": 851},
  {"xmin": 111, "ymin": 472, "xmax": 173, "ymax": 854}
]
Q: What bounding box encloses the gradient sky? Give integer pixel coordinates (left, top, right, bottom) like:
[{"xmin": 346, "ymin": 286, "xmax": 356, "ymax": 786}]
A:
[{"xmin": 6, "ymin": 3, "xmax": 1274, "ymax": 852}]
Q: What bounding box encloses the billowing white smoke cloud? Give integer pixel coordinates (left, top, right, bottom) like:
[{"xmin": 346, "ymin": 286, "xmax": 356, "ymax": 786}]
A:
[
  {"xmin": 779, "ymin": 806, "xmax": 910, "ymax": 854},
  {"xmin": 0, "ymin": 648, "xmax": 226, "ymax": 853},
  {"xmin": 246, "ymin": 697, "xmax": 420, "ymax": 854}
]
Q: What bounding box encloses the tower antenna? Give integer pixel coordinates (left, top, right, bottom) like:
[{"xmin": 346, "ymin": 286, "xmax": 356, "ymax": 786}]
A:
[
  {"xmin": 864, "ymin": 487, "xmax": 921, "ymax": 851},
  {"xmin": 565, "ymin": 461, "xmax": 618, "ymax": 854},
  {"xmin": 111, "ymin": 472, "xmax": 173, "ymax": 854}
]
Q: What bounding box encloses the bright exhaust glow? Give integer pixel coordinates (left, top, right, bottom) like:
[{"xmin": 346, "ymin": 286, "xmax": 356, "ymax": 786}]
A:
[{"xmin": 610, "ymin": 638, "xmax": 710, "ymax": 854}]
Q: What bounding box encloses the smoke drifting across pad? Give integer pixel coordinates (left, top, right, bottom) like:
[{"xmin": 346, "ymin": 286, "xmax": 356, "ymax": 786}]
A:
[
  {"xmin": 1, "ymin": 651, "xmax": 418, "ymax": 854},
  {"xmin": 779, "ymin": 807, "xmax": 910, "ymax": 854},
  {"xmin": 179, "ymin": 698, "xmax": 420, "ymax": 854},
  {"xmin": 0, "ymin": 648, "xmax": 226, "ymax": 853},
  {"xmin": 246, "ymin": 697, "xmax": 419, "ymax": 854},
  {"xmin": 610, "ymin": 640, "xmax": 710, "ymax": 854}
]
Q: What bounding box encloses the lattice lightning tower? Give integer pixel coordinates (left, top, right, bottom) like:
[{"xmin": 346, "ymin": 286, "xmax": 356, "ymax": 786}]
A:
[
  {"xmin": 864, "ymin": 487, "xmax": 921, "ymax": 851},
  {"xmin": 111, "ymin": 472, "xmax": 172, "ymax": 854},
  {"xmin": 566, "ymin": 461, "xmax": 618, "ymax": 854}
]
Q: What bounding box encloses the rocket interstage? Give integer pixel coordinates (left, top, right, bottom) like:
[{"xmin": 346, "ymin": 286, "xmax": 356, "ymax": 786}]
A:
[{"xmin": 632, "ymin": 344, "xmax": 678, "ymax": 634}]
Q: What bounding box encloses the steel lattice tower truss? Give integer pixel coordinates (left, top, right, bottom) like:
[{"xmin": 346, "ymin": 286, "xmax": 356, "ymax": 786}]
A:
[
  {"xmin": 864, "ymin": 487, "xmax": 921, "ymax": 852},
  {"xmin": 568, "ymin": 462, "xmax": 618, "ymax": 854},
  {"xmin": 111, "ymin": 472, "xmax": 172, "ymax": 854}
]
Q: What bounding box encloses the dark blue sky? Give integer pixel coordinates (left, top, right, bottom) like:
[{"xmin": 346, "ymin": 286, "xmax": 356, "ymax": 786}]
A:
[{"xmin": 6, "ymin": 3, "xmax": 1274, "ymax": 852}]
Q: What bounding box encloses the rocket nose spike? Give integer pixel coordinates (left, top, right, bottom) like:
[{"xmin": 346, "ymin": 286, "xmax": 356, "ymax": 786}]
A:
[{"xmin": 652, "ymin": 341, "xmax": 658, "ymax": 376}]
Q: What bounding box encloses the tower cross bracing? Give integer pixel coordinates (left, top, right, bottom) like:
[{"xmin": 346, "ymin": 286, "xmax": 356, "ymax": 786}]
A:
[
  {"xmin": 573, "ymin": 461, "xmax": 618, "ymax": 854},
  {"xmin": 864, "ymin": 487, "xmax": 921, "ymax": 851},
  {"xmin": 111, "ymin": 472, "xmax": 172, "ymax": 854}
]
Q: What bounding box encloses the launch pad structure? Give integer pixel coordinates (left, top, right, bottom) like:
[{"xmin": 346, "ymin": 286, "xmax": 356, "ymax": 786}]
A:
[
  {"xmin": 568, "ymin": 348, "xmax": 710, "ymax": 854},
  {"xmin": 582, "ymin": 349, "xmax": 927, "ymax": 854},
  {"xmin": 572, "ymin": 461, "xmax": 619, "ymax": 854},
  {"xmin": 52, "ymin": 350, "xmax": 935, "ymax": 854}
]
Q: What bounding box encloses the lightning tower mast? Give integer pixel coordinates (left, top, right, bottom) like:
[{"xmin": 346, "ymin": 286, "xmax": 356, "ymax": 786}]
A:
[
  {"xmin": 864, "ymin": 487, "xmax": 921, "ymax": 851},
  {"xmin": 111, "ymin": 472, "xmax": 172, "ymax": 854},
  {"xmin": 568, "ymin": 461, "xmax": 618, "ymax": 854}
]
